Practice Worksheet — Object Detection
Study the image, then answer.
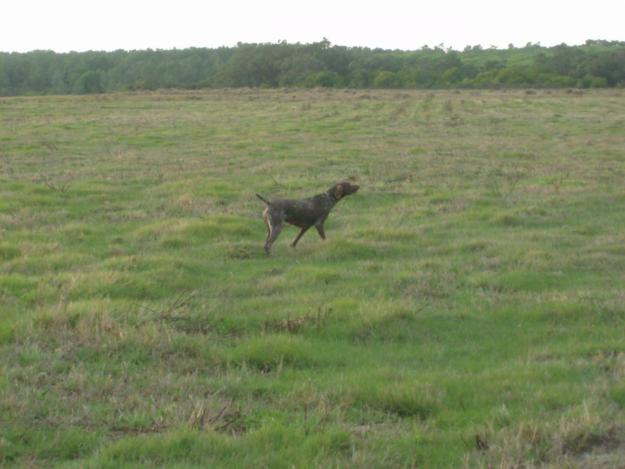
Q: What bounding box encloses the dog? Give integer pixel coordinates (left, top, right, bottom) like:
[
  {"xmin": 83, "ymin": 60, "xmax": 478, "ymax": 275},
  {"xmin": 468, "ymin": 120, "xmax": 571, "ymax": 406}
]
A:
[{"xmin": 256, "ymin": 181, "xmax": 360, "ymax": 254}]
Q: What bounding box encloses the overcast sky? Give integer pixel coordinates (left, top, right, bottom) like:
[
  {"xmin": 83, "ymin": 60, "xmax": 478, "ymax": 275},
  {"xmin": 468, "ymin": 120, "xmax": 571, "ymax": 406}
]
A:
[{"xmin": 2, "ymin": 0, "xmax": 624, "ymax": 53}]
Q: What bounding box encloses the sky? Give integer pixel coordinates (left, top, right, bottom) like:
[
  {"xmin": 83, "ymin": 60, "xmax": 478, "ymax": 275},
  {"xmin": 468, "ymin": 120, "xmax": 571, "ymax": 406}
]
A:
[{"xmin": 2, "ymin": 0, "xmax": 624, "ymax": 53}]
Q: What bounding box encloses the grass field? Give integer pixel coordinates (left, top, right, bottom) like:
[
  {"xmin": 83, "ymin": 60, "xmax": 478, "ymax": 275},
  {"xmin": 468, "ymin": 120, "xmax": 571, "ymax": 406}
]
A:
[{"xmin": 1, "ymin": 88, "xmax": 625, "ymax": 468}]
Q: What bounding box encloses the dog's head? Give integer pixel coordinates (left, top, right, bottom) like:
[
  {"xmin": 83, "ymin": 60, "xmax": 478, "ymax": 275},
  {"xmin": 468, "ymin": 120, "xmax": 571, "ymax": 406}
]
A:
[{"xmin": 329, "ymin": 181, "xmax": 360, "ymax": 201}]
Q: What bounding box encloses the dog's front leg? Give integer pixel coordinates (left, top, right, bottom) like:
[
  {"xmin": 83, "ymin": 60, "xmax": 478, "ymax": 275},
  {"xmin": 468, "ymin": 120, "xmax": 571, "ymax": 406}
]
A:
[
  {"xmin": 315, "ymin": 223, "xmax": 326, "ymax": 240},
  {"xmin": 292, "ymin": 225, "xmax": 311, "ymax": 248}
]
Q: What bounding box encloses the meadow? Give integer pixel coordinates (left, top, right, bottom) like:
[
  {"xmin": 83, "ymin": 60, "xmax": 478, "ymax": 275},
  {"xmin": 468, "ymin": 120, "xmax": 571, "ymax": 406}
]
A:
[{"xmin": 1, "ymin": 88, "xmax": 624, "ymax": 468}]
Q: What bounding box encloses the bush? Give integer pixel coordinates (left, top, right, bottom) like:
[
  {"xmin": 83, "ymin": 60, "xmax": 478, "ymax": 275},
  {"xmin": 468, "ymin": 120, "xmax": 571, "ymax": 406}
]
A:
[
  {"xmin": 373, "ymin": 70, "xmax": 398, "ymax": 88},
  {"xmin": 304, "ymin": 71, "xmax": 341, "ymax": 88},
  {"xmin": 580, "ymin": 75, "xmax": 608, "ymax": 88}
]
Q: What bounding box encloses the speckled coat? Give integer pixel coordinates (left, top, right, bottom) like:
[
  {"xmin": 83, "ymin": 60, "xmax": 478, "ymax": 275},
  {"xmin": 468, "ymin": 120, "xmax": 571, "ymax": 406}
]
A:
[{"xmin": 256, "ymin": 182, "xmax": 359, "ymax": 254}]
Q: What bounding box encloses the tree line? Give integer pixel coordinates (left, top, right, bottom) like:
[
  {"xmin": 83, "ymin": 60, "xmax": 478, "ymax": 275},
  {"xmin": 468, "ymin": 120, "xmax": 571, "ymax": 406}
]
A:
[{"xmin": 1, "ymin": 39, "xmax": 624, "ymax": 95}]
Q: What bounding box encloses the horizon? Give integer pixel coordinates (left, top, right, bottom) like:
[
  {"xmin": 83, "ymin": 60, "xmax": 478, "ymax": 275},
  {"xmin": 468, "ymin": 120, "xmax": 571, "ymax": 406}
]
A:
[
  {"xmin": 2, "ymin": 0, "xmax": 624, "ymax": 54},
  {"xmin": 2, "ymin": 38, "xmax": 623, "ymax": 55}
]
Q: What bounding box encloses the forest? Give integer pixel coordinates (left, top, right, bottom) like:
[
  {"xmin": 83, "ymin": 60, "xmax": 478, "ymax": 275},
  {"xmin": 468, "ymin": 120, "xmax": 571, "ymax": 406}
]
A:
[{"xmin": 1, "ymin": 39, "xmax": 624, "ymax": 95}]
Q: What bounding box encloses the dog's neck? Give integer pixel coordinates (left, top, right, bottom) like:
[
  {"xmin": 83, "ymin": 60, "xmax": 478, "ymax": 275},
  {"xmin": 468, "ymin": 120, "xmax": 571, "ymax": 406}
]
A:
[{"xmin": 325, "ymin": 190, "xmax": 340, "ymax": 204}]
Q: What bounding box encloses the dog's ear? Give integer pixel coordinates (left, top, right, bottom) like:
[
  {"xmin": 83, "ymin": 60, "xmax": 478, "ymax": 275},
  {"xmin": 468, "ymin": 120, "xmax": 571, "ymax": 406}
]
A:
[{"xmin": 335, "ymin": 184, "xmax": 344, "ymax": 199}]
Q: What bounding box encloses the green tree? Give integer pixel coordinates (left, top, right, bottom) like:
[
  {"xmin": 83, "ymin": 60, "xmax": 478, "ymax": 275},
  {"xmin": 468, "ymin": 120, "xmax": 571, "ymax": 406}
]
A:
[
  {"xmin": 1, "ymin": 40, "xmax": 625, "ymax": 95},
  {"xmin": 73, "ymin": 70, "xmax": 103, "ymax": 94}
]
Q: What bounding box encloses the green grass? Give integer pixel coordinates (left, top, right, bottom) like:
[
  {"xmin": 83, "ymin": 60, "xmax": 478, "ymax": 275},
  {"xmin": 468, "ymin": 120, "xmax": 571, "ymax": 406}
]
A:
[{"xmin": 1, "ymin": 88, "xmax": 625, "ymax": 468}]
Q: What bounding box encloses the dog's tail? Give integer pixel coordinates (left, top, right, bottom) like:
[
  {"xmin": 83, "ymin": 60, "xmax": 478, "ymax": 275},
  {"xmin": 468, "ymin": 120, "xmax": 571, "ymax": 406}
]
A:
[{"xmin": 256, "ymin": 193, "xmax": 271, "ymax": 205}]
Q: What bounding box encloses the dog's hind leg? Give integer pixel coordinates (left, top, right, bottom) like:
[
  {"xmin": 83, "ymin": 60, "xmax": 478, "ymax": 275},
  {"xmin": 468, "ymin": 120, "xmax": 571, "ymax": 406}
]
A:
[
  {"xmin": 263, "ymin": 208, "xmax": 271, "ymax": 243},
  {"xmin": 264, "ymin": 211, "xmax": 283, "ymax": 254}
]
